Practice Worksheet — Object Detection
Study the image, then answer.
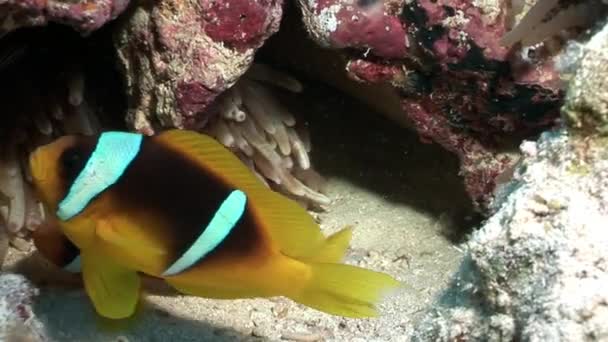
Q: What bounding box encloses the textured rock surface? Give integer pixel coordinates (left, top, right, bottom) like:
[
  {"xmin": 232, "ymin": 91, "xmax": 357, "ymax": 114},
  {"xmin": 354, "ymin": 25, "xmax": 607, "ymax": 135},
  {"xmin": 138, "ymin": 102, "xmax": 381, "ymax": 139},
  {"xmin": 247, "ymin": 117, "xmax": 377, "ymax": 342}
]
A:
[
  {"xmin": 0, "ymin": 0, "xmax": 129, "ymax": 36},
  {"xmin": 114, "ymin": 0, "xmax": 284, "ymax": 135},
  {"xmin": 0, "ymin": 273, "xmax": 48, "ymax": 341},
  {"xmin": 414, "ymin": 129, "xmax": 608, "ymax": 341},
  {"xmin": 295, "ymin": 0, "xmax": 578, "ymax": 210},
  {"xmin": 562, "ymin": 21, "xmax": 608, "ymax": 136},
  {"xmin": 412, "ymin": 19, "xmax": 608, "ymax": 341}
]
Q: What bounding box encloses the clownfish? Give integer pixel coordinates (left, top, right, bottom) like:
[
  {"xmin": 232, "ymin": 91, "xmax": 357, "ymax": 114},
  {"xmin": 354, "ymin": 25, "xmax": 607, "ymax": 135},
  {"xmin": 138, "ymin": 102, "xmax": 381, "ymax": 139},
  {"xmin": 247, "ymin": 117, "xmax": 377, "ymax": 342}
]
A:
[{"xmin": 29, "ymin": 129, "xmax": 401, "ymax": 320}]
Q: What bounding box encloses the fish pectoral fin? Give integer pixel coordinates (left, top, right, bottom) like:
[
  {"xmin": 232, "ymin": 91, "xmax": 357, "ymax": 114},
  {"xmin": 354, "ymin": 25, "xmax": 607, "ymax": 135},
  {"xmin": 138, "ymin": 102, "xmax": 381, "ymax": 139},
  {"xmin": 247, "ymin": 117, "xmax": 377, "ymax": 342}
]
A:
[
  {"xmin": 95, "ymin": 219, "xmax": 165, "ymax": 256},
  {"xmin": 81, "ymin": 250, "xmax": 141, "ymax": 320}
]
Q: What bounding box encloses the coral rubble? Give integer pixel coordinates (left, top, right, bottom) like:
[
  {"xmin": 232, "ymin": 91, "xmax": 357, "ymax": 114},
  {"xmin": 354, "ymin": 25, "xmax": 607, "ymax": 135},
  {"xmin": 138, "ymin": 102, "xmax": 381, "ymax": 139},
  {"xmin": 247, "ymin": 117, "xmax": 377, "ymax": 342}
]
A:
[
  {"xmin": 414, "ymin": 128, "xmax": 608, "ymax": 341},
  {"xmin": 412, "ymin": 18, "xmax": 608, "ymax": 341},
  {"xmin": 0, "ymin": 273, "xmax": 48, "ymax": 341}
]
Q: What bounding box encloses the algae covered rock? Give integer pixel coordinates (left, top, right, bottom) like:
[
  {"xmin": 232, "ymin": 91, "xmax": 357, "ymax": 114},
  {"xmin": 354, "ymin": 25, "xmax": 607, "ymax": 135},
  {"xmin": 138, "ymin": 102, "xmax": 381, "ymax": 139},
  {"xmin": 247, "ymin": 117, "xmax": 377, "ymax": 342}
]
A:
[
  {"xmin": 412, "ymin": 18, "xmax": 608, "ymax": 341},
  {"xmin": 563, "ymin": 21, "xmax": 608, "ymax": 136}
]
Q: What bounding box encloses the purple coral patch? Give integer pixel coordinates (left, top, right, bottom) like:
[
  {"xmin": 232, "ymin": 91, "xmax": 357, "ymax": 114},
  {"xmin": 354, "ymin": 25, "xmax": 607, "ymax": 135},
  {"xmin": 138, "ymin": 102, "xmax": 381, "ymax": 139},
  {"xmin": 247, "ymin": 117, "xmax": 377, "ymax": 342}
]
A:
[
  {"xmin": 403, "ymin": 100, "xmax": 513, "ymax": 209},
  {"xmin": 330, "ymin": 5, "xmax": 407, "ymax": 59},
  {"xmin": 346, "ymin": 59, "xmax": 401, "ymax": 83},
  {"xmin": 201, "ymin": 0, "xmax": 274, "ymax": 50},
  {"xmin": 0, "ymin": 0, "xmax": 130, "ymax": 35},
  {"xmin": 176, "ymin": 81, "xmax": 216, "ymax": 118}
]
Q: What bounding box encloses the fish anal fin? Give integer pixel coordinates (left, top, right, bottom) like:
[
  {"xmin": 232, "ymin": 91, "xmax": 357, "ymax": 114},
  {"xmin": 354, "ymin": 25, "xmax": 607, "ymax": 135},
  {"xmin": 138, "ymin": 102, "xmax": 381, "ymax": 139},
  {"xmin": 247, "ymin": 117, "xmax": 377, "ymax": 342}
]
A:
[
  {"xmin": 80, "ymin": 250, "xmax": 141, "ymax": 320},
  {"xmin": 166, "ymin": 279, "xmax": 263, "ymax": 299}
]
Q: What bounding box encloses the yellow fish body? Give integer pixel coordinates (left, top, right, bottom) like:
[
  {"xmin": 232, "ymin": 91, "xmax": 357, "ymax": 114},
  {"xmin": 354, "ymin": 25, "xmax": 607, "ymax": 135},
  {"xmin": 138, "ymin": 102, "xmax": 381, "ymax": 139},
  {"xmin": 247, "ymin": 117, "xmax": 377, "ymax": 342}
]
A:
[{"xmin": 29, "ymin": 129, "xmax": 401, "ymax": 320}]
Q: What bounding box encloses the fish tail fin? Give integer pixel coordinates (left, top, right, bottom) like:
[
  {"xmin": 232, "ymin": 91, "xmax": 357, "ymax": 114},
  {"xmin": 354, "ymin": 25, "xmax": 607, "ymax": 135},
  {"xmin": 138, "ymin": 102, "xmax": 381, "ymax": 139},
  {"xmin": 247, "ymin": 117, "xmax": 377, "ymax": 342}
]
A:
[
  {"xmin": 308, "ymin": 227, "xmax": 353, "ymax": 263},
  {"xmin": 291, "ymin": 262, "xmax": 402, "ymax": 318}
]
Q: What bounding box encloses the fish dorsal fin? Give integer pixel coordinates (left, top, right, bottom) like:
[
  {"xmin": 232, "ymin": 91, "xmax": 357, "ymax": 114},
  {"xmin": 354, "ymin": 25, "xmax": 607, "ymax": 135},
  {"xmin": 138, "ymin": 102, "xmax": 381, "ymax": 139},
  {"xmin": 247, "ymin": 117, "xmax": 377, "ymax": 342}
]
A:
[
  {"xmin": 155, "ymin": 129, "xmax": 266, "ymax": 194},
  {"xmin": 155, "ymin": 129, "xmax": 328, "ymax": 258}
]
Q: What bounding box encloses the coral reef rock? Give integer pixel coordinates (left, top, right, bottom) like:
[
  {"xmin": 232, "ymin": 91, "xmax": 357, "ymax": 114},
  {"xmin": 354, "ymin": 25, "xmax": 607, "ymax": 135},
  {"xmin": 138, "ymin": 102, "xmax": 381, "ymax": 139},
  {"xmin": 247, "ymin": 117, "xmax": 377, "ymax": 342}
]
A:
[
  {"xmin": 412, "ymin": 19, "xmax": 608, "ymax": 341},
  {"xmin": 114, "ymin": 0, "xmax": 284, "ymax": 135},
  {"xmin": 562, "ymin": 19, "xmax": 608, "ymax": 136},
  {"xmin": 414, "ymin": 129, "xmax": 608, "ymax": 341},
  {"xmin": 111, "ymin": 0, "xmax": 330, "ymax": 208},
  {"xmin": 0, "ymin": 273, "xmax": 48, "ymax": 342},
  {"xmin": 0, "ymin": 0, "xmax": 129, "ymax": 36},
  {"xmin": 294, "ymin": 0, "xmax": 607, "ymax": 210}
]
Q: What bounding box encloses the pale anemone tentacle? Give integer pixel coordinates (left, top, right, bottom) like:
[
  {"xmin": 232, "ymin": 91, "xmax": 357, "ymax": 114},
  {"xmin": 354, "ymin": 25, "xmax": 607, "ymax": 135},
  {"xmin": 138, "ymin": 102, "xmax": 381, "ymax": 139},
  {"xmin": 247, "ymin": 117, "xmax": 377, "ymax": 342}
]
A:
[
  {"xmin": 204, "ymin": 64, "xmax": 331, "ymax": 209},
  {"xmin": 502, "ymin": 0, "xmax": 606, "ymax": 47},
  {"xmin": 0, "ymin": 63, "xmax": 101, "ymax": 255}
]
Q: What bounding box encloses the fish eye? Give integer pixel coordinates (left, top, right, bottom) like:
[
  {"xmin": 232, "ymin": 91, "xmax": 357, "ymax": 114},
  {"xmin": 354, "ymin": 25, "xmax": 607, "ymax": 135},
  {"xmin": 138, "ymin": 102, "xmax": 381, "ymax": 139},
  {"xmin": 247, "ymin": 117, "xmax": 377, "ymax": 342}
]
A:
[{"xmin": 60, "ymin": 148, "xmax": 86, "ymax": 178}]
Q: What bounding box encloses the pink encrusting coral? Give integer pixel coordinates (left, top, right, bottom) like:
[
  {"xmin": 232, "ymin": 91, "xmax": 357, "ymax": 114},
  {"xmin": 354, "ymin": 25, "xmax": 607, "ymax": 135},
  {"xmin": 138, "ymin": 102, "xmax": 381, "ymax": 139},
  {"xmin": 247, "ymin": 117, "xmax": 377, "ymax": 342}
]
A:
[
  {"xmin": 298, "ymin": 0, "xmax": 409, "ymax": 59},
  {"xmin": 113, "ymin": 0, "xmax": 284, "ymax": 135},
  {"xmin": 295, "ymin": 0, "xmax": 607, "ymax": 209},
  {"xmin": 0, "ymin": 0, "xmax": 130, "ymax": 36}
]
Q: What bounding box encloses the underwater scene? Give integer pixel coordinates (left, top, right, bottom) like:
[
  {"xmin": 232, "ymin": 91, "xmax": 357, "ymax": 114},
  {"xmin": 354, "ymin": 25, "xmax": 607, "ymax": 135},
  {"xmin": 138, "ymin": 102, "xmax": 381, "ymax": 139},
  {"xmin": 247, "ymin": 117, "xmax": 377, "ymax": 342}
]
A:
[{"xmin": 1, "ymin": 0, "xmax": 608, "ymax": 341}]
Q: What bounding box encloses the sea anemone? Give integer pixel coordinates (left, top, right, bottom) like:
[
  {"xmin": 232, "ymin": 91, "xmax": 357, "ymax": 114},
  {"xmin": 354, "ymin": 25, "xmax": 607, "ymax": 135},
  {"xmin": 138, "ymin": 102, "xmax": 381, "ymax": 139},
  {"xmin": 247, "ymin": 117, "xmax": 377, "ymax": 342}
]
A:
[
  {"xmin": 502, "ymin": 0, "xmax": 608, "ymax": 47},
  {"xmin": 0, "ymin": 26, "xmax": 112, "ymax": 265},
  {"xmin": 203, "ymin": 64, "xmax": 331, "ymax": 210}
]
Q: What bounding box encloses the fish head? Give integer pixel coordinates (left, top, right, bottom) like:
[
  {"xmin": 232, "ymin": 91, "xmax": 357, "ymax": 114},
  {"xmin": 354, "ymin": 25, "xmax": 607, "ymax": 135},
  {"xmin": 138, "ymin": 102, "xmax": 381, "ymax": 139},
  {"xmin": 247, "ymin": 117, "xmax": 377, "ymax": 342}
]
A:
[{"xmin": 29, "ymin": 134, "xmax": 97, "ymax": 216}]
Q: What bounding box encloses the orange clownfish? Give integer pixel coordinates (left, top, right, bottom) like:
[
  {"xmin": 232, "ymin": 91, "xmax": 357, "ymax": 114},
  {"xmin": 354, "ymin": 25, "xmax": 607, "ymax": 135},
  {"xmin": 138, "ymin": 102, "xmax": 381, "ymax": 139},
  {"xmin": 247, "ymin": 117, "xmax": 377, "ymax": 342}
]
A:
[{"xmin": 28, "ymin": 129, "xmax": 401, "ymax": 320}]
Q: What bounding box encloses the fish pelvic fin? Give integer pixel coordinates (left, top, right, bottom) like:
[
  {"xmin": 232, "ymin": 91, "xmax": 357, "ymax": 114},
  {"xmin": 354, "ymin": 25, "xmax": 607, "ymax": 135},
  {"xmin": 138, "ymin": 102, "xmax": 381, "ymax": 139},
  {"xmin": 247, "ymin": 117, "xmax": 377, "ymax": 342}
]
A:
[
  {"xmin": 291, "ymin": 262, "xmax": 402, "ymax": 318},
  {"xmin": 94, "ymin": 298, "xmax": 146, "ymax": 332},
  {"xmin": 81, "ymin": 250, "xmax": 141, "ymax": 320}
]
